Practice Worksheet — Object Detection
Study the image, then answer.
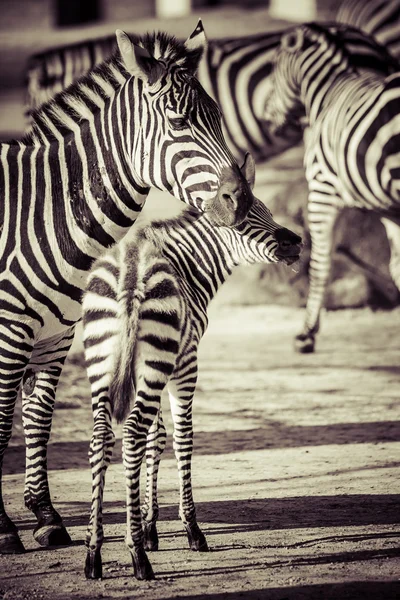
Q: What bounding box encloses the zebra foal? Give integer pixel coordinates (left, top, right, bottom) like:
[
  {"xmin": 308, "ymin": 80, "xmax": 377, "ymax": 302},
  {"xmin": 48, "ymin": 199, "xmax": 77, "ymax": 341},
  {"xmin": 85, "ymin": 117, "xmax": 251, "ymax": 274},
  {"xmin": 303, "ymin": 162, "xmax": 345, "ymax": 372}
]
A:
[
  {"xmin": 82, "ymin": 197, "xmax": 301, "ymax": 580},
  {"xmin": 0, "ymin": 23, "xmax": 255, "ymax": 555},
  {"xmin": 263, "ymin": 22, "xmax": 400, "ymax": 352}
]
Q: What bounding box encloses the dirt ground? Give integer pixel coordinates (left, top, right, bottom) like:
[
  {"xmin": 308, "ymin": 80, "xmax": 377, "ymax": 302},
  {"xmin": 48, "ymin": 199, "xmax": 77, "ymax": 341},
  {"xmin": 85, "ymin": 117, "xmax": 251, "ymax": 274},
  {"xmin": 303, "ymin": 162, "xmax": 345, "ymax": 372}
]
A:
[{"xmin": 0, "ymin": 304, "xmax": 399, "ymax": 600}]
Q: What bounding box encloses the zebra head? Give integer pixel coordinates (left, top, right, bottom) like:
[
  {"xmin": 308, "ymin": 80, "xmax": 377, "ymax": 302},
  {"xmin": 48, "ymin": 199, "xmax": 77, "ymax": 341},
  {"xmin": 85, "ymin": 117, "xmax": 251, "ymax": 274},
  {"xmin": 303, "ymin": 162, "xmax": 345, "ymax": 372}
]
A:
[
  {"xmin": 262, "ymin": 25, "xmax": 311, "ymax": 138},
  {"xmin": 116, "ymin": 23, "xmax": 254, "ymax": 226},
  {"xmin": 222, "ymin": 197, "xmax": 302, "ymax": 266}
]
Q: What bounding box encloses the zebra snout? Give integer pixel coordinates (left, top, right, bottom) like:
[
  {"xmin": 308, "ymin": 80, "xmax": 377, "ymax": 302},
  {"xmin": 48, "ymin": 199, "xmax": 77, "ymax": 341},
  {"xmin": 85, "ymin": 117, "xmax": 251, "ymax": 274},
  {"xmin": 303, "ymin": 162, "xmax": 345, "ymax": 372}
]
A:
[{"xmin": 274, "ymin": 227, "xmax": 302, "ymax": 262}]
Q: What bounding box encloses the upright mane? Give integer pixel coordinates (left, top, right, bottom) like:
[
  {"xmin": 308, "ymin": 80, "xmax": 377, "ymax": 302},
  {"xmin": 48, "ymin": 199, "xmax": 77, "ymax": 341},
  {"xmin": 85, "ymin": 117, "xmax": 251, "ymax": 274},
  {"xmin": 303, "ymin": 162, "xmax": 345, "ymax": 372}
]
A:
[{"xmin": 22, "ymin": 29, "xmax": 202, "ymax": 146}]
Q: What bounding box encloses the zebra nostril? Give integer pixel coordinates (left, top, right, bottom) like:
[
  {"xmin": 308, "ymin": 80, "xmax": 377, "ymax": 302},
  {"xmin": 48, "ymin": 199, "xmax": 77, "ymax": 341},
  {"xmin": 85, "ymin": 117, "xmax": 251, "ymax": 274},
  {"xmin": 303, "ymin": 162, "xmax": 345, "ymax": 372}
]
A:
[{"xmin": 222, "ymin": 194, "xmax": 237, "ymax": 211}]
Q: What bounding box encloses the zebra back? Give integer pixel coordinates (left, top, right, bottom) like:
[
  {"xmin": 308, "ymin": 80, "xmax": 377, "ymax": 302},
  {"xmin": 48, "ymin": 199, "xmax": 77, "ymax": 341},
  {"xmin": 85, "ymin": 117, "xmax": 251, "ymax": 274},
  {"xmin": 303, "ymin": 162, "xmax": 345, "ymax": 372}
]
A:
[{"xmin": 336, "ymin": 0, "xmax": 400, "ymax": 58}]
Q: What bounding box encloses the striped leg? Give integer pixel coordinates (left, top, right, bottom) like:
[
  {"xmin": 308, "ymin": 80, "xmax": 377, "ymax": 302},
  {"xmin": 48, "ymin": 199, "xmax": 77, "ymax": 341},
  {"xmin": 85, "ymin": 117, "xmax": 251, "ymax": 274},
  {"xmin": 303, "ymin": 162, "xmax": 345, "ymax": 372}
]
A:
[
  {"xmin": 123, "ymin": 384, "xmax": 163, "ymax": 581},
  {"xmin": 141, "ymin": 408, "xmax": 167, "ymax": 552},
  {"xmin": 22, "ymin": 328, "xmax": 75, "ymax": 547},
  {"xmin": 168, "ymin": 355, "xmax": 208, "ymax": 552},
  {"xmin": 84, "ymin": 396, "xmax": 115, "ymax": 580},
  {"xmin": 381, "ymin": 218, "xmax": 400, "ymax": 293},
  {"xmin": 0, "ymin": 322, "xmax": 33, "ymax": 554},
  {"xmin": 296, "ymin": 202, "xmax": 339, "ymax": 353}
]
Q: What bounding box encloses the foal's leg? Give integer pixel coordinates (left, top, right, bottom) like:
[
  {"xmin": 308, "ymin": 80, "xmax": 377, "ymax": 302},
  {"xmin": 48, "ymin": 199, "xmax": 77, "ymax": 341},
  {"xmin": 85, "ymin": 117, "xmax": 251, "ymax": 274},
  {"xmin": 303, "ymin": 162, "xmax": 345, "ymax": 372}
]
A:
[
  {"xmin": 296, "ymin": 200, "xmax": 339, "ymax": 353},
  {"xmin": 22, "ymin": 326, "xmax": 75, "ymax": 547},
  {"xmin": 123, "ymin": 385, "xmax": 163, "ymax": 580},
  {"xmin": 141, "ymin": 407, "xmax": 167, "ymax": 551},
  {"xmin": 168, "ymin": 352, "xmax": 208, "ymax": 552},
  {"xmin": 84, "ymin": 396, "xmax": 115, "ymax": 580}
]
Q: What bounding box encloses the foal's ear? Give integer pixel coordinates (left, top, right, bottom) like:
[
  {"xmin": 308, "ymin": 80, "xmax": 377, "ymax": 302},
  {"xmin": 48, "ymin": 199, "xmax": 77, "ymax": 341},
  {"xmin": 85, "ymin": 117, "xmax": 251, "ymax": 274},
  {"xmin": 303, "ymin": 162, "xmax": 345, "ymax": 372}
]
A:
[
  {"xmin": 183, "ymin": 20, "xmax": 208, "ymax": 72},
  {"xmin": 116, "ymin": 29, "xmax": 166, "ymax": 85},
  {"xmin": 241, "ymin": 152, "xmax": 256, "ymax": 190},
  {"xmin": 281, "ymin": 27, "xmax": 305, "ymax": 53}
]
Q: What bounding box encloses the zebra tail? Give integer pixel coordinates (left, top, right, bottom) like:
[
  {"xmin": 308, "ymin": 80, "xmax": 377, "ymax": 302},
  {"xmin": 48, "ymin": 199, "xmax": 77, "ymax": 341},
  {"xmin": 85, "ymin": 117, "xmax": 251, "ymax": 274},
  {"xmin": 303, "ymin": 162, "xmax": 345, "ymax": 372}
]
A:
[{"xmin": 109, "ymin": 258, "xmax": 144, "ymax": 424}]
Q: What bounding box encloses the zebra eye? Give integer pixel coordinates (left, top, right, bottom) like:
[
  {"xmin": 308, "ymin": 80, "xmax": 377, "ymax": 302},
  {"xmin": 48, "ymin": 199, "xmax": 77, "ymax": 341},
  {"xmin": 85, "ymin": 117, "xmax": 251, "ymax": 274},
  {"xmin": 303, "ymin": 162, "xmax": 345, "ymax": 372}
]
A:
[{"xmin": 169, "ymin": 116, "xmax": 189, "ymax": 130}]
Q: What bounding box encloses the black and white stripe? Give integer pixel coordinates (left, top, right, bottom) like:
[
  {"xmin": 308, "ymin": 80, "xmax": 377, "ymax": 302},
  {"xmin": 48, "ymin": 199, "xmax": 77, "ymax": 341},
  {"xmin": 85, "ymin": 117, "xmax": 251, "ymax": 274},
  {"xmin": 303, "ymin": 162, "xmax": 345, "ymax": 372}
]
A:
[
  {"xmin": 0, "ymin": 22, "xmax": 255, "ymax": 556},
  {"xmin": 24, "ymin": 23, "xmax": 397, "ymax": 162},
  {"xmin": 263, "ymin": 22, "xmax": 400, "ymax": 353},
  {"xmin": 82, "ymin": 195, "xmax": 302, "ymax": 580},
  {"xmin": 337, "ymin": 0, "xmax": 400, "ymax": 58}
]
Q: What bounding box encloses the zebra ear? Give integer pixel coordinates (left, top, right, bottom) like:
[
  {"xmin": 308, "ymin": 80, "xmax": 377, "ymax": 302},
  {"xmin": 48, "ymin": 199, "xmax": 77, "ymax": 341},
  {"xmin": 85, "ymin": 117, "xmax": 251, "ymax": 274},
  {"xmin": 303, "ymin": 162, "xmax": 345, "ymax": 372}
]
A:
[
  {"xmin": 183, "ymin": 20, "xmax": 208, "ymax": 70},
  {"xmin": 281, "ymin": 28, "xmax": 304, "ymax": 53},
  {"xmin": 241, "ymin": 152, "xmax": 255, "ymax": 190},
  {"xmin": 116, "ymin": 29, "xmax": 166, "ymax": 85}
]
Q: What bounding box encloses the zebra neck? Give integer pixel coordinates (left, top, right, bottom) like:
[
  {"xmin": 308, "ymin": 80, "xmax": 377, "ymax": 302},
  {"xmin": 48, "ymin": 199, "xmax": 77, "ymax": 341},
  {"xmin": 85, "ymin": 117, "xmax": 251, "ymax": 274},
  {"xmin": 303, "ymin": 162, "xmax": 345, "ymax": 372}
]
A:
[
  {"xmin": 301, "ymin": 54, "xmax": 352, "ymax": 124},
  {"xmin": 161, "ymin": 217, "xmax": 235, "ymax": 310}
]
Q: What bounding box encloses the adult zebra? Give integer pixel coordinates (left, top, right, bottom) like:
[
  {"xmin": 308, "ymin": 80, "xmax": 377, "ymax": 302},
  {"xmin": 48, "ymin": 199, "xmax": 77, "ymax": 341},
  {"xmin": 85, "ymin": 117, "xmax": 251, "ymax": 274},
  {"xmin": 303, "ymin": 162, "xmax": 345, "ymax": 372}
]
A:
[
  {"xmin": 0, "ymin": 22, "xmax": 255, "ymax": 555},
  {"xmin": 263, "ymin": 22, "xmax": 400, "ymax": 352},
  {"xmin": 82, "ymin": 197, "xmax": 301, "ymax": 580},
  {"xmin": 337, "ymin": 0, "xmax": 400, "ymax": 58},
  {"xmin": 25, "ymin": 24, "xmax": 398, "ymax": 162}
]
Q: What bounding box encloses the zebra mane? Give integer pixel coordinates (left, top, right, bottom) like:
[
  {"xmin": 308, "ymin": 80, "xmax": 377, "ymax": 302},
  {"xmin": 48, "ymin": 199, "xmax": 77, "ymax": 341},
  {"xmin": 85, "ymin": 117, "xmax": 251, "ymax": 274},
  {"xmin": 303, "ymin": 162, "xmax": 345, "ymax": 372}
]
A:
[
  {"xmin": 22, "ymin": 30, "xmax": 202, "ymax": 145},
  {"xmin": 139, "ymin": 207, "xmax": 205, "ymax": 249}
]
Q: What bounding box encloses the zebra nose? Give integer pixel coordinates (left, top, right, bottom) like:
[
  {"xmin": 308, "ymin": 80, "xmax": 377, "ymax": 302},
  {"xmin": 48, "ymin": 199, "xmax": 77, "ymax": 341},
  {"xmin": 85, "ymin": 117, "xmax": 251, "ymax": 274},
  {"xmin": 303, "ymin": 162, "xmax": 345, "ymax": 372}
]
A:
[
  {"xmin": 220, "ymin": 190, "xmax": 238, "ymax": 212},
  {"xmin": 274, "ymin": 227, "xmax": 302, "ymax": 255}
]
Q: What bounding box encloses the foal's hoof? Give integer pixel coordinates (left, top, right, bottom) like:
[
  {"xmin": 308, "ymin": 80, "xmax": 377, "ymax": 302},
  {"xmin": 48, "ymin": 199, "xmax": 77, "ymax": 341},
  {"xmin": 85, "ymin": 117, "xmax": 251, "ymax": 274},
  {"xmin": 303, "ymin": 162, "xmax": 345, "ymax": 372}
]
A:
[
  {"xmin": 131, "ymin": 547, "xmax": 155, "ymax": 580},
  {"xmin": 0, "ymin": 530, "xmax": 26, "ymax": 554},
  {"xmin": 142, "ymin": 520, "xmax": 159, "ymax": 551},
  {"xmin": 85, "ymin": 549, "xmax": 103, "ymax": 580},
  {"xmin": 294, "ymin": 333, "xmax": 315, "ymax": 354},
  {"xmin": 33, "ymin": 523, "xmax": 72, "ymax": 547},
  {"xmin": 185, "ymin": 522, "xmax": 209, "ymax": 552}
]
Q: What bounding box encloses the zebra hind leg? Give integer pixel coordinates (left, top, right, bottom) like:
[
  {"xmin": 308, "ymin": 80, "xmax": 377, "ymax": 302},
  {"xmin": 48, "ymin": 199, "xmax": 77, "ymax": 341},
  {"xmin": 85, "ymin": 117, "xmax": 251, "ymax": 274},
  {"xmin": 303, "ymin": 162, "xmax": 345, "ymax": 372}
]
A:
[
  {"xmin": 141, "ymin": 408, "xmax": 167, "ymax": 551},
  {"xmin": 84, "ymin": 397, "xmax": 116, "ymax": 580},
  {"xmin": 168, "ymin": 363, "xmax": 209, "ymax": 553}
]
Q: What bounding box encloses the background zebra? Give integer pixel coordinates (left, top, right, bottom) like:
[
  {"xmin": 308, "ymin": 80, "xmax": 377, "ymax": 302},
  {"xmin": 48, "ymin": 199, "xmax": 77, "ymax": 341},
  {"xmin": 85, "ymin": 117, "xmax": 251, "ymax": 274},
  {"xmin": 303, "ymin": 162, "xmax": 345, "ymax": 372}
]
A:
[
  {"xmin": 24, "ymin": 22, "xmax": 399, "ymax": 163},
  {"xmin": 0, "ymin": 23, "xmax": 255, "ymax": 556},
  {"xmin": 82, "ymin": 196, "xmax": 301, "ymax": 580},
  {"xmin": 263, "ymin": 22, "xmax": 400, "ymax": 352},
  {"xmin": 337, "ymin": 0, "xmax": 400, "ymax": 58}
]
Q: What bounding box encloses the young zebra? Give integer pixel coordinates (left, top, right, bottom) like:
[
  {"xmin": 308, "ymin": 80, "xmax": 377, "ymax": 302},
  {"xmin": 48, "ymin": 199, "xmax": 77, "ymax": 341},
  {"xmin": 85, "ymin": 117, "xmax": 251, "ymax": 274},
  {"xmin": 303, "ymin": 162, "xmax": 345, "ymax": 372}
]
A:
[
  {"xmin": 25, "ymin": 24, "xmax": 398, "ymax": 162},
  {"xmin": 337, "ymin": 0, "xmax": 400, "ymax": 58},
  {"xmin": 263, "ymin": 22, "xmax": 400, "ymax": 353},
  {"xmin": 0, "ymin": 23, "xmax": 255, "ymax": 555},
  {"xmin": 82, "ymin": 196, "xmax": 301, "ymax": 581}
]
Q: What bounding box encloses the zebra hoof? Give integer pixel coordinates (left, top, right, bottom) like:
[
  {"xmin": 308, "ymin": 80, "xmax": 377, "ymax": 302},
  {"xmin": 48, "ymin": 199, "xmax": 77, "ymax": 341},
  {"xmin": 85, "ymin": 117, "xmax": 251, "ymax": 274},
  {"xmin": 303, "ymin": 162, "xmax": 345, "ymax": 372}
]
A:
[
  {"xmin": 33, "ymin": 523, "xmax": 72, "ymax": 547},
  {"xmin": 0, "ymin": 530, "xmax": 26, "ymax": 554},
  {"xmin": 185, "ymin": 522, "xmax": 209, "ymax": 552},
  {"xmin": 85, "ymin": 549, "xmax": 103, "ymax": 580},
  {"xmin": 142, "ymin": 520, "xmax": 159, "ymax": 551},
  {"xmin": 131, "ymin": 547, "xmax": 155, "ymax": 580},
  {"xmin": 294, "ymin": 333, "xmax": 315, "ymax": 354}
]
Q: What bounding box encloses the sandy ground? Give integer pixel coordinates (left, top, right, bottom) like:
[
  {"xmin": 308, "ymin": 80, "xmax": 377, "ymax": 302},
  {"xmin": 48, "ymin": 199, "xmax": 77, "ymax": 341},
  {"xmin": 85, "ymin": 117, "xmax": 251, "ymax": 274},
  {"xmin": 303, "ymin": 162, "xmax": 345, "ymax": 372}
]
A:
[{"xmin": 1, "ymin": 304, "xmax": 399, "ymax": 600}]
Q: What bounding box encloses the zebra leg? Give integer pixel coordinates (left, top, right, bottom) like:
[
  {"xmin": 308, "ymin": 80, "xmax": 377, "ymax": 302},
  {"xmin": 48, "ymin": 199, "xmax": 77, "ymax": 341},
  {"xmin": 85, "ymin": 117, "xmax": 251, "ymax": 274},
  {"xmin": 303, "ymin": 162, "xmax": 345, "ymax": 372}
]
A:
[
  {"xmin": 168, "ymin": 361, "xmax": 209, "ymax": 553},
  {"xmin": 141, "ymin": 408, "xmax": 167, "ymax": 552},
  {"xmin": 0, "ymin": 325, "xmax": 33, "ymax": 554},
  {"xmin": 22, "ymin": 329, "xmax": 75, "ymax": 547},
  {"xmin": 381, "ymin": 218, "xmax": 400, "ymax": 293},
  {"xmin": 123, "ymin": 392, "xmax": 161, "ymax": 581},
  {"xmin": 295, "ymin": 204, "xmax": 339, "ymax": 353},
  {"xmin": 84, "ymin": 397, "xmax": 115, "ymax": 580}
]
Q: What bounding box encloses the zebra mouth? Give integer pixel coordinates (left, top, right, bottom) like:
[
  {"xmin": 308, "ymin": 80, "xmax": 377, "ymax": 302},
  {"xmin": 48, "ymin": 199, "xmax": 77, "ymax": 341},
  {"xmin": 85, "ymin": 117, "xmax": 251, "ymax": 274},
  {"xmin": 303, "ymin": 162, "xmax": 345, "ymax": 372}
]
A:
[{"xmin": 281, "ymin": 254, "xmax": 300, "ymax": 266}]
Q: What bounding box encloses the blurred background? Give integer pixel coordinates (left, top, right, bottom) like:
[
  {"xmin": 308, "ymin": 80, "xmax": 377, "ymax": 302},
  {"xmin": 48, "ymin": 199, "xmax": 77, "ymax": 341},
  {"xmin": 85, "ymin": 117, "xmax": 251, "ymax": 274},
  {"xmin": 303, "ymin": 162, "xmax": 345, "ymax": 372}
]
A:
[{"xmin": 0, "ymin": 0, "xmax": 396, "ymax": 311}]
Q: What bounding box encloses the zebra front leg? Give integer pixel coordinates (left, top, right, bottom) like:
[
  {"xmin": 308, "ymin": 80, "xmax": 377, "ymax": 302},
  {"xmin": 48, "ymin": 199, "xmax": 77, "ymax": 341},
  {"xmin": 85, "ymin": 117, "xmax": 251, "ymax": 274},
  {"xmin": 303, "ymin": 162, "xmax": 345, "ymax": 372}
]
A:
[
  {"xmin": 84, "ymin": 398, "xmax": 115, "ymax": 580},
  {"xmin": 0, "ymin": 330, "xmax": 32, "ymax": 554},
  {"xmin": 296, "ymin": 202, "xmax": 339, "ymax": 353},
  {"xmin": 381, "ymin": 218, "xmax": 400, "ymax": 295},
  {"xmin": 168, "ymin": 363, "xmax": 208, "ymax": 553},
  {"xmin": 22, "ymin": 331, "xmax": 75, "ymax": 547},
  {"xmin": 141, "ymin": 408, "xmax": 167, "ymax": 551}
]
